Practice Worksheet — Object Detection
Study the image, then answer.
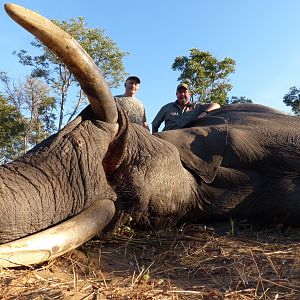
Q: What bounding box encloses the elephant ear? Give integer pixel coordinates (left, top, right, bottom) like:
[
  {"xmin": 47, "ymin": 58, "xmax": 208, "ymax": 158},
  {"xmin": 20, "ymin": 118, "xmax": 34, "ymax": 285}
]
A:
[{"xmin": 157, "ymin": 120, "xmax": 228, "ymax": 184}]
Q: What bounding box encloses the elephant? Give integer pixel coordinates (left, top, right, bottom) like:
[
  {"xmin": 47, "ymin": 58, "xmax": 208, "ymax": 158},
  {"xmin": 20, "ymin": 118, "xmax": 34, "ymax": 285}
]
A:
[{"xmin": 0, "ymin": 3, "xmax": 299, "ymax": 268}]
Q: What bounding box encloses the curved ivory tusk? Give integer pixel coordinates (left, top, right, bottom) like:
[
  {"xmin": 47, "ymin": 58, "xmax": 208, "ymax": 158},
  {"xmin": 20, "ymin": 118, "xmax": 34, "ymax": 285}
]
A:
[
  {"xmin": 0, "ymin": 199, "xmax": 115, "ymax": 268},
  {"xmin": 4, "ymin": 3, "xmax": 118, "ymax": 123}
]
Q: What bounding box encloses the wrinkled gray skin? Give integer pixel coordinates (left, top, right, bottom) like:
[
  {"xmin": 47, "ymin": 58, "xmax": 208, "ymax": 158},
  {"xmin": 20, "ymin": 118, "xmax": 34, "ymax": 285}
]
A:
[
  {"xmin": 1, "ymin": 4, "xmax": 300, "ymax": 245},
  {"xmin": 1, "ymin": 101, "xmax": 300, "ymax": 243},
  {"xmin": 112, "ymin": 103, "xmax": 300, "ymax": 230}
]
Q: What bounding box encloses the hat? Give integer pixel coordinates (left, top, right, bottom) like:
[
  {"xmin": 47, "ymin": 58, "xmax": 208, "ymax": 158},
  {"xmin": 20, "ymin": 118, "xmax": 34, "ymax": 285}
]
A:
[
  {"xmin": 176, "ymin": 83, "xmax": 189, "ymax": 90},
  {"xmin": 125, "ymin": 76, "xmax": 141, "ymax": 84}
]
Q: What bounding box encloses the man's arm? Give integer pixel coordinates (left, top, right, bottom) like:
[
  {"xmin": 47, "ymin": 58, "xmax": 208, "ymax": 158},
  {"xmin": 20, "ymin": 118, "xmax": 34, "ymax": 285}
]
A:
[
  {"xmin": 143, "ymin": 122, "xmax": 150, "ymax": 131},
  {"xmin": 152, "ymin": 125, "xmax": 159, "ymax": 133},
  {"xmin": 143, "ymin": 110, "xmax": 150, "ymax": 131},
  {"xmin": 151, "ymin": 107, "xmax": 165, "ymax": 133},
  {"xmin": 197, "ymin": 102, "xmax": 220, "ymax": 118},
  {"xmin": 207, "ymin": 102, "xmax": 220, "ymax": 112}
]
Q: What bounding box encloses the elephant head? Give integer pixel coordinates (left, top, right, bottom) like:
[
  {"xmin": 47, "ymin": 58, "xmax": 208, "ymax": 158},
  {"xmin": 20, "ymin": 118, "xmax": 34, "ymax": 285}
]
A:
[
  {"xmin": 1, "ymin": 3, "xmax": 300, "ymax": 268},
  {"xmin": 0, "ymin": 3, "xmax": 198, "ymax": 267},
  {"xmin": 0, "ymin": 3, "xmax": 122, "ymax": 267}
]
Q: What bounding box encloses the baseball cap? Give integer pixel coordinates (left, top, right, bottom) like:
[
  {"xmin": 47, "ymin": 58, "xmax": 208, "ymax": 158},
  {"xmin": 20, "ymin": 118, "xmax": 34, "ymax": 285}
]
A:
[
  {"xmin": 125, "ymin": 76, "xmax": 141, "ymax": 84},
  {"xmin": 176, "ymin": 83, "xmax": 189, "ymax": 90}
]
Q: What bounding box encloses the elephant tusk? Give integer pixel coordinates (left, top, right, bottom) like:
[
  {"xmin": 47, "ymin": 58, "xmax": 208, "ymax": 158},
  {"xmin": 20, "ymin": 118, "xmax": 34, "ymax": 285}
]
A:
[
  {"xmin": 0, "ymin": 199, "xmax": 115, "ymax": 268},
  {"xmin": 4, "ymin": 3, "xmax": 118, "ymax": 124}
]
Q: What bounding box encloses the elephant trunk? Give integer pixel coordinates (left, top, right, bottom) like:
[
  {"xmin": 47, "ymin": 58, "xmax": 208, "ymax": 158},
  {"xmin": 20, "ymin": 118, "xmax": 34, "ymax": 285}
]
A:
[{"xmin": 4, "ymin": 3, "xmax": 118, "ymax": 124}]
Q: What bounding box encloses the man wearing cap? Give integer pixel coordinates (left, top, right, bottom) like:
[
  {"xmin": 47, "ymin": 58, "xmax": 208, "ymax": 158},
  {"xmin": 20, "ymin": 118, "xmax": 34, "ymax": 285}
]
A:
[
  {"xmin": 152, "ymin": 83, "xmax": 220, "ymax": 133},
  {"xmin": 115, "ymin": 76, "xmax": 149, "ymax": 130}
]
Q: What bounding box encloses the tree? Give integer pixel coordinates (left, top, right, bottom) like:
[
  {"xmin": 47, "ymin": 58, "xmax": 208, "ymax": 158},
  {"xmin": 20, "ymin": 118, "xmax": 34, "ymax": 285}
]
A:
[
  {"xmin": 0, "ymin": 72, "xmax": 56, "ymax": 155},
  {"xmin": 14, "ymin": 17, "xmax": 129, "ymax": 130},
  {"xmin": 283, "ymin": 86, "xmax": 300, "ymax": 115},
  {"xmin": 172, "ymin": 48, "xmax": 235, "ymax": 105},
  {"xmin": 21, "ymin": 77, "xmax": 56, "ymax": 149},
  {"xmin": 226, "ymin": 96, "xmax": 253, "ymax": 105},
  {"xmin": 0, "ymin": 94, "xmax": 25, "ymax": 163}
]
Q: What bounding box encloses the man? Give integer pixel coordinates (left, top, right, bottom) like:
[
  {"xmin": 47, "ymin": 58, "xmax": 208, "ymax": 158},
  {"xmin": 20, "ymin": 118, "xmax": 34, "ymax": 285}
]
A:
[
  {"xmin": 115, "ymin": 76, "xmax": 149, "ymax": 130},
  {"xmin": 152, "ymin": 83, "xmax": 220, "ymax": 133}
]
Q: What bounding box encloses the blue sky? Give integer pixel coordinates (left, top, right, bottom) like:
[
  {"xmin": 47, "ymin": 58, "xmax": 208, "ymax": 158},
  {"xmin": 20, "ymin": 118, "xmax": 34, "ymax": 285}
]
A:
[{"xmin": 1, "ymin": 1, "xmax": 300, "ymax": 125}]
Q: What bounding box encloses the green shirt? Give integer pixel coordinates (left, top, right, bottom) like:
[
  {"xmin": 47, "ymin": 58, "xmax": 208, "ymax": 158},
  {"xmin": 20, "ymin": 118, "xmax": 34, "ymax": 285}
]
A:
[{"xmin": 152, "ymin": 101, "xmax": 209, "ymax": 131}]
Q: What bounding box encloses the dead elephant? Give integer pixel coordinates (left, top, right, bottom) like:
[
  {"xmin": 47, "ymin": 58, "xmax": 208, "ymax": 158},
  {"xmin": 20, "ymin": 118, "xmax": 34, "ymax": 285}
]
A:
[{"xmin": 0, "ymin": 3, "xmax": 299, "ymax": 267}]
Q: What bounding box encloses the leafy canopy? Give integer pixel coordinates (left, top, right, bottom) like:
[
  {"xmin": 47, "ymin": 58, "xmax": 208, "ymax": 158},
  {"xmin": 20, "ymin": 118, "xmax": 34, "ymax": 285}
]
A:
[
  {"xmin": 172, "ymin": 48, "xmax": 235, "ymax": 105},
  {"xmin": 0, "ymin": 94, "xmax": 25, "ymax": 163},
  {"xmin": 283, "ymin": 86, "xmax": 300, "ymax": 115},
  {"xmin": 0, "ymin": 72, "xmax": 56, "ymax": 160},
  {"xmin": 226, "ymin": 96, "xmax": 253, "ymax": 105}
]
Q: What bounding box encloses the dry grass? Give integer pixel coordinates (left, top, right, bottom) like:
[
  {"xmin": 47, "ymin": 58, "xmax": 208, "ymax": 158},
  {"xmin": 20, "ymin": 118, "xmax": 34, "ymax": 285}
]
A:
[{"xmin": 0, "ymin": 223, "xmax": 299, "ymax": 299}]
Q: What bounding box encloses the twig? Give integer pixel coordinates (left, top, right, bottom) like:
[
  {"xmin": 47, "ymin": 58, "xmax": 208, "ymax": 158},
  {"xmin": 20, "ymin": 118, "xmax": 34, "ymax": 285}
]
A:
[{"xmin": 250, "ymin": 249, "xmax": 266, "ymax": 299}]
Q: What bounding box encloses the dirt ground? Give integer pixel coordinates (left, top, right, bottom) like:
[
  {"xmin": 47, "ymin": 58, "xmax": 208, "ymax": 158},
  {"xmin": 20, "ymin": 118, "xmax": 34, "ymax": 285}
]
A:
[{"xmin": 0, "ymin": 223, "xmax": 299, "ymax": 299}]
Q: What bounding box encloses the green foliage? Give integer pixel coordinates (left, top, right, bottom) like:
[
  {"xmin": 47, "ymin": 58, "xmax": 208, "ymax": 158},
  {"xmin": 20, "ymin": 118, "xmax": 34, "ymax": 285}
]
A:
[
  {"xmin": 13, "ymin": 16, "xmax": 129, "ymax": 130},
  {"xmin": 172, "ymin": 48, "xmax": 235, "ymax": 105},
  {"xmin": 226, "ymin": 96, "xmax": 253, "ymax": 105},
  {"xmin": 0, "ymin": 95, "xmax": 25, "ymax": 163},
  {"xmin": 0, "ymin": 72, "xmax": 56, "ymax": 161},
  {"xmin": 21, "ymin": 77, "xmax": 57, "ymax": 147},
  {"xmin": 283, "ymin": 86, "xmax": 300, "ymax": 115}
]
